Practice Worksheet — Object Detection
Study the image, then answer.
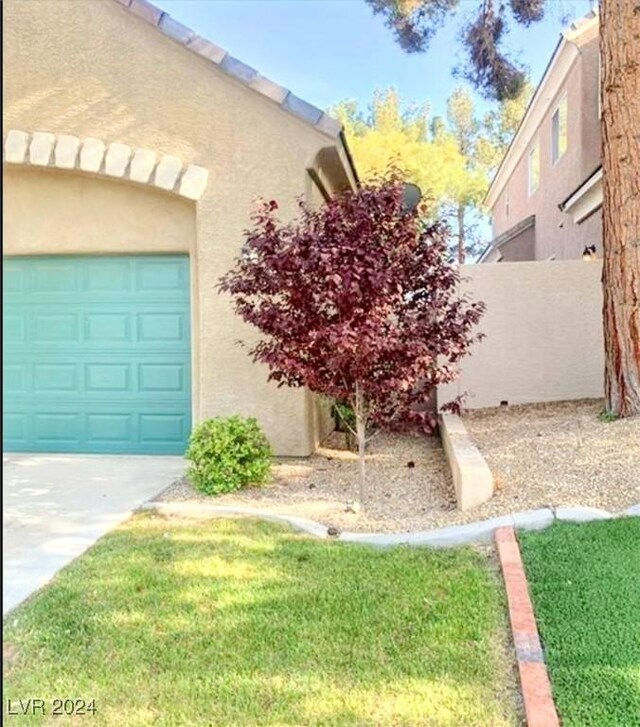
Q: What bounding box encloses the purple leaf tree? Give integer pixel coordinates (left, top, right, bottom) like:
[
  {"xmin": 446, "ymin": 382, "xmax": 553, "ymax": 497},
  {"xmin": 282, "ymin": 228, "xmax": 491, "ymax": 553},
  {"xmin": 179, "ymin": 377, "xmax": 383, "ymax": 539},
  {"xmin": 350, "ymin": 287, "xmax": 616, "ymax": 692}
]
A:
[{"xmin": 219, "ymin": 176, "xmax": 484, "ymax": 508}]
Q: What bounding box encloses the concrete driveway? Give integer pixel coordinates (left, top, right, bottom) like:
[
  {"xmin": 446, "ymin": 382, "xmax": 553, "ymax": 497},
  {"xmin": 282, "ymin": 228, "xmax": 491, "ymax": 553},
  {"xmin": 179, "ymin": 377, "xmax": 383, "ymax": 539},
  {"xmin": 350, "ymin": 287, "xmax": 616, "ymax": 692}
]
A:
[{"xmin": 3, "ymin": 453, "xmax": 186, "ymax": 615}]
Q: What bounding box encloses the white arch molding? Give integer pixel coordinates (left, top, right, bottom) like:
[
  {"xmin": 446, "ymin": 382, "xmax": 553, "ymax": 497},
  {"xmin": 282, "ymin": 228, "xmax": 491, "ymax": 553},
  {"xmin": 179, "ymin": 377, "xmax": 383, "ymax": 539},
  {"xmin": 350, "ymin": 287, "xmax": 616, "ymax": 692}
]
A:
[{"xmin": 3, "ymin": 130, "xmax": 209, "ymax": 201}]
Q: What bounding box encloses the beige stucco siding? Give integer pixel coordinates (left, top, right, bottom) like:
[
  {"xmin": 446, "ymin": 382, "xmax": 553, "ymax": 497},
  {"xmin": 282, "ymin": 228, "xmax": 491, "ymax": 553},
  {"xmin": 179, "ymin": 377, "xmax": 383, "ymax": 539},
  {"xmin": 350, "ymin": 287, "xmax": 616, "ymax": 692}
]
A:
[
  {"xmin": 3, "ymin": 166, "xmax": 196, "ymax": 255},
  {"xmin": 3, "ymin": 0, "xmax": 349, "ymax": 455}
]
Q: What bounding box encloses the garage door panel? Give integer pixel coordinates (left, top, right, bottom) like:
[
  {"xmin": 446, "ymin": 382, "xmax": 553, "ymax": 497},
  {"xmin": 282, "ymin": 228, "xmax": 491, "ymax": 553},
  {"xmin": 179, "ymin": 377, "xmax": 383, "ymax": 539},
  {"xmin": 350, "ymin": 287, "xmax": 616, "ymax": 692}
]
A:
[
  {"xmin": 140, "ymin": 413, "xmax": 189, "ymax": 445},
  {"xmin": 31, "ymin": 314, "xmax": 79, "ymax": 344},
  {"xmin": 34, "ymin": 412, "xmax": 82, "ymax": 444},
  {"xmin": 32, "ymin": 263, "xmax": 79, "ymax": 293},
  {"xmin": 82, "ymin": 259, "xmax": 132, "ymax": 293},
  {"xmin": 3, "ymin": 255, "xmax": 191, "ymax": 454},
  {"xmin": 85, "ymin": 313, "xmax": 132, "ymax": 342},
  {"xmin": 85, "ymin": 363, "xmax": 131, "ymax": 393},
  {"xmin": 136, "ymin": 258, "xmax": 189, "ymax": 292},
  {"xmin": 33, "ymin": 363, "xmax": 78, "ymax": 392},
  {"xmin": 4, "ymin": 315, "xmax": 26, "ymax": 344}
]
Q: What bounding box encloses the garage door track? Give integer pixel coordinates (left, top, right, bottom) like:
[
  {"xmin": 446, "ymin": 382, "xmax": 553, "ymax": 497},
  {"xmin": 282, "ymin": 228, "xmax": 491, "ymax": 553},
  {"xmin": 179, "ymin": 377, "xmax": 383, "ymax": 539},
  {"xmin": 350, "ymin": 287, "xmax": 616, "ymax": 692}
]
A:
[{"xmin": 3, "ymin": 453, "xmax": 186, "ymax": 615}]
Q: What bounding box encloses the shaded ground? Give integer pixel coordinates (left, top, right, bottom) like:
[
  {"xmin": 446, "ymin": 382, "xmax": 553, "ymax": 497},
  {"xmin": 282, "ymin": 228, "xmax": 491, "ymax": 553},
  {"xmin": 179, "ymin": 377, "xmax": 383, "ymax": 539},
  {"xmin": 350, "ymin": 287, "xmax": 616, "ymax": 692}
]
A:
[
  {"xmin": 158, "ymin": 399, "xmax": 640, "ymax": 533},
  {"xmin": 4, "ymin": 515, "xmax": 521, "ymax": 727},
  {"xmin": 158, "ymin": 431, "xmax": 457, "ymax": 533},
  {"xmin": 520, "ymin": 518, "xmax": 640, "ymax": 727}
]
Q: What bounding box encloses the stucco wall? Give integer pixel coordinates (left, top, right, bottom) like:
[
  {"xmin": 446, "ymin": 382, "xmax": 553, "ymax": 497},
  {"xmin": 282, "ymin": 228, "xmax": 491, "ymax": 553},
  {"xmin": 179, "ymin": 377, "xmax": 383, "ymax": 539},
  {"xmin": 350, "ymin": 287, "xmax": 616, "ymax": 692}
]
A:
[
  {"xmin": 3, "ymin": 166, "xmax": 196, "ymax": 255},
  {"xmin": 497, "ymin": 223, "xmax": 536, "ymax": 261},
  {"xmin": 491, "ymin": 31, "xmax": 602, "ymax": 261},
  {"xmin": 438, "ymin": 260, "xmax": 604, "ymax": 409},
  {"xmin": 3, "ymin": 0, "xmax": 351, "ymax": 456}
]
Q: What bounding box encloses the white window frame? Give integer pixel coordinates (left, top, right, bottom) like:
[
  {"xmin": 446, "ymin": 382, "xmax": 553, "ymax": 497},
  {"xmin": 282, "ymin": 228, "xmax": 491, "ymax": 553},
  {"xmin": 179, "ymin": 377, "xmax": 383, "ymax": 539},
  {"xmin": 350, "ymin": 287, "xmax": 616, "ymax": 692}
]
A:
[
  {"xmin": 551, "ymin": 94, "xmax": 568, "ymax": 164},
  {"xmin": 528, "ymin": 141, "xmax": 540, "ymax": 196}
]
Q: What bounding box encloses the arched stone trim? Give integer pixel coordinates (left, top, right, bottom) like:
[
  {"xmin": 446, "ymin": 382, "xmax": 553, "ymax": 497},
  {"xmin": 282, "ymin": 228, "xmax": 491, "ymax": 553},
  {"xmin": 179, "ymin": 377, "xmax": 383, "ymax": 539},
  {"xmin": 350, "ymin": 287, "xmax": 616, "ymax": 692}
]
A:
[{"xmin": 3, "ymin": 129, "xmax": 209, "ymax": 201}]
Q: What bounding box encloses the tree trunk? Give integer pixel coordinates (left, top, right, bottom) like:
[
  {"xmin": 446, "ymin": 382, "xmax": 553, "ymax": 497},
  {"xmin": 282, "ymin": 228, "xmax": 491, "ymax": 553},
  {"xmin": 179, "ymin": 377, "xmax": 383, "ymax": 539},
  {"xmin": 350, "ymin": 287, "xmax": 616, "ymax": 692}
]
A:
[
  {"xmin": 457, "ymin": 205, "xmax": 466, "ymax": 264},
  {"xmin": 600, "ymin": 0, "xmax": 640, "ymax": 416},
  {"xmin": 354, "ymin": 382, "xmax": 367, "ymax": 508}
]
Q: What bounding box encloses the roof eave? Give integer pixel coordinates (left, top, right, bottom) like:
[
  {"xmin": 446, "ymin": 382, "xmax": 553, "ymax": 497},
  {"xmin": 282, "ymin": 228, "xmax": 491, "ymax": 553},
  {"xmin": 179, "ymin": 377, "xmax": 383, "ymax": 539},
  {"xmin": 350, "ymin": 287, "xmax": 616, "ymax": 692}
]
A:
[
  {"xmin": 114, "ymin": 0, "xmax": 345, "ymax": 141},
  {"xmin": 484, "ymin": 10, "xmax": 600, "ymax": 210}
]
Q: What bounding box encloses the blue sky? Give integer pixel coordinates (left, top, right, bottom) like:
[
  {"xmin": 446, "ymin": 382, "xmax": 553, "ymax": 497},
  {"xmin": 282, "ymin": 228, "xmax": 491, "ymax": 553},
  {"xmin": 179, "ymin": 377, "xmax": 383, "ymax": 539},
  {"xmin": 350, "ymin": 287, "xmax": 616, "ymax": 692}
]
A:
[{"xmin": 155, "ymin": 0, "xmax": 595, "ymax": 119}]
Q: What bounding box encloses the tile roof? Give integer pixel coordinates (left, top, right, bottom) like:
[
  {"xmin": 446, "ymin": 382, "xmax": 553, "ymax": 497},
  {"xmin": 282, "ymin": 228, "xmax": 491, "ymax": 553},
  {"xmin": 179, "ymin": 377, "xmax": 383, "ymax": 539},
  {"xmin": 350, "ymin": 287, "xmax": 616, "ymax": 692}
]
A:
[{"xmin": 113, "ymin": 0, "xmax": 343, "ymax": 138}]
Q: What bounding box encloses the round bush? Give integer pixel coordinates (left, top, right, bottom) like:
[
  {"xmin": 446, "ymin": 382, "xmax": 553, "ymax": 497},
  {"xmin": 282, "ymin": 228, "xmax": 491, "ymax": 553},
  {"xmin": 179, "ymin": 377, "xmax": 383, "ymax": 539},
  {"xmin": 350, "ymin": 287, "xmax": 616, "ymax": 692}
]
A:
[{"xmin": 185, "ymin": 416, "xmax": 272, "ymax": 495}]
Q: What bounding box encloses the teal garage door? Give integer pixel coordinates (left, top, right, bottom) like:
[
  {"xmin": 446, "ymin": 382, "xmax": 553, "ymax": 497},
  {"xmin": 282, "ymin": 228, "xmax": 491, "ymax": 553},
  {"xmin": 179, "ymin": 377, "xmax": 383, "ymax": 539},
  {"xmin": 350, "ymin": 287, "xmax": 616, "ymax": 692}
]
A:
[{"xmin": 3, "ymin": 255, "xmax": 191, "ymax": 454}]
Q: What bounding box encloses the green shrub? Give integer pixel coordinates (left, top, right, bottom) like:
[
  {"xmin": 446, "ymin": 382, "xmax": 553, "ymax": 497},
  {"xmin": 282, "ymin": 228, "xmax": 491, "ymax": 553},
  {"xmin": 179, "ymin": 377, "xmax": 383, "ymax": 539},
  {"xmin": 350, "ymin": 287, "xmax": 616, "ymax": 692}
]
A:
[
  {"xmin": 598, "ymin": 410, "xmax": 619, "ymax": 423},
  {"xmin": 332, "ymin": 401, "xmax": 356, "ymax": 433},
  {"xmin": 185, "ymin": 416, "xmax": 272, "ymax": 495}
]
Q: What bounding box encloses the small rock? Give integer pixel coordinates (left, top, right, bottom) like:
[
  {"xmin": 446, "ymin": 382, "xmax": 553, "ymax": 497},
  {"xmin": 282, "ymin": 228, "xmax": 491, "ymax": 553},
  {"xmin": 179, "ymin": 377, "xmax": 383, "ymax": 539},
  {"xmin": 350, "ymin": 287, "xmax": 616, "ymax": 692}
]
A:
[
  {"xmin": 345, "ymin": 500, "xmax": 361, "ymax": 513},
  {"xmin": 308, "ymin": 483, "xmax": 316, "ymax": 490},
  {"xmin": 327, "ymin": 526, "xmax": 340, "ymax": 537}
]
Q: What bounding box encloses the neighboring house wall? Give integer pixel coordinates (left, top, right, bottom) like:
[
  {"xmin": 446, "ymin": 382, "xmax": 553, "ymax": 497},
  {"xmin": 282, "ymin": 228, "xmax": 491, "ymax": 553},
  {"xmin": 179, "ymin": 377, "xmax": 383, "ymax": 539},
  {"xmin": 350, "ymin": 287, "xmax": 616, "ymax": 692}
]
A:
[
  {"xmin": 2, "ymin": 0, "xmax": 353, "ymax": 455},
  {"xmin": 437, "ymin": 260, "xmax": 604, "ymax": 409},
  {"xmin": 498, "ymin": 224, "xmax": 536, "ymax": 261},
  {"xmin": 487, "ymin": 15, "xmax": 602, "ymax": 261}
]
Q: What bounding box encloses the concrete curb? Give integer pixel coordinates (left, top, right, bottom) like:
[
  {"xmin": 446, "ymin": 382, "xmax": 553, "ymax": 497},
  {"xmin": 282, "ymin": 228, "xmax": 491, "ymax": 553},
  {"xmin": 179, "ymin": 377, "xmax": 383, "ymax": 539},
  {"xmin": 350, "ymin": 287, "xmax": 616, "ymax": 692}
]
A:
[
  {"xmin": 496, "ymin": 526, "xmax": 560, "ymax": 727},
  {"xmin": 139, "ymin": 501, "xmax": 640, "ymax": 548},
  {"xmin": 439, "ymin": 413, "xmax": 494, "ymax": 511}
]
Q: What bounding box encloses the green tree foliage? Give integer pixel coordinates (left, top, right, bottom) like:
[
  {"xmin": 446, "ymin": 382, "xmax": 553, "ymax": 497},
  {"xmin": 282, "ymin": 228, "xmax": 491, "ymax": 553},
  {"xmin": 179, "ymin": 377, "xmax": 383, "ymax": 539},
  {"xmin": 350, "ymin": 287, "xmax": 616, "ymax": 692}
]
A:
[
  {"xmin": 366, "ymin": 0, "xmax": 544, "ymax": 100},
  {"xmin": 332, "ymin": 84, "xmax": 531, "ymax": 262}
]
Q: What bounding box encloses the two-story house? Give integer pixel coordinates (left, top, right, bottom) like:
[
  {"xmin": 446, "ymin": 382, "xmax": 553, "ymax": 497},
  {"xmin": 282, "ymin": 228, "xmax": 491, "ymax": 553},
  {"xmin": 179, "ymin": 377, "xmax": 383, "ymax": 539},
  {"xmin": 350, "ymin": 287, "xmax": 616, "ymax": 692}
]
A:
[{"xmin": 479, "ymin": 10, "xmax": 602, "ymax": 263}]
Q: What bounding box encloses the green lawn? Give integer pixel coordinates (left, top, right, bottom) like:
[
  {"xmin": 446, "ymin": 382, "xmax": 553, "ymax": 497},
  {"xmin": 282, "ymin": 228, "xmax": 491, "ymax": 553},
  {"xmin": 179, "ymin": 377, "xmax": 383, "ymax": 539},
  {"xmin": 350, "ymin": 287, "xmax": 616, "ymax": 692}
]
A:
[
  {"xmin": 520, "ymin": 518, "xmax": 640, "ymax": 727},
  {"xmin": 4, "ymin": 515, "xmax": 519, "ymax": 726}
]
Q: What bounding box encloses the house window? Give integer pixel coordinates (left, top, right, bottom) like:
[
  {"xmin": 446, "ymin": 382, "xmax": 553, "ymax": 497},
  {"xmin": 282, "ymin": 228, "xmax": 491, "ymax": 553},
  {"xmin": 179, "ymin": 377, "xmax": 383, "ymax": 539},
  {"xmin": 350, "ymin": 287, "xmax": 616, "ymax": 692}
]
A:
[
  {"xmin": 505, "ymin": 197, "xmax": 510, "ymax": 219},
  {"xmin": 551, "ymin": 95, "xmax": 568, "ymax": 163},
  {"xmin": 528, "ymin": 141, "xmax": 540, "ymax": 196}
]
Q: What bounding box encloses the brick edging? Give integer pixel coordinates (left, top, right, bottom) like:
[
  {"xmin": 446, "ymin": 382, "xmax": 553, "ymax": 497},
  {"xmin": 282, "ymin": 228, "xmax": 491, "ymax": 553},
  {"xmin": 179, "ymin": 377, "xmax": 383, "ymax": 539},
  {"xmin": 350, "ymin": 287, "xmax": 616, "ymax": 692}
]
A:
[{"xmin": 495, "ymin": 526, "xmax": 560, "ymax": 727}]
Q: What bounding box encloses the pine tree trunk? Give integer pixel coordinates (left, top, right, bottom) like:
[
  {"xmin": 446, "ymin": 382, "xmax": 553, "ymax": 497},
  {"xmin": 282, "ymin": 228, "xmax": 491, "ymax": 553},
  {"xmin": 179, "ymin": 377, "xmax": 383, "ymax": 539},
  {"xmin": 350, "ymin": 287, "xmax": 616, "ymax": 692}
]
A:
[
  {"xmin": 600, "ymin": 0, "xmax": 640, "ymax": 416},
  {"xmin": 457, "ymin": 205, "xmax": 466, "ymax": 264},
  {"xmin": 354, "ymin": 382, "xmax": 367, "ymax": 508}
]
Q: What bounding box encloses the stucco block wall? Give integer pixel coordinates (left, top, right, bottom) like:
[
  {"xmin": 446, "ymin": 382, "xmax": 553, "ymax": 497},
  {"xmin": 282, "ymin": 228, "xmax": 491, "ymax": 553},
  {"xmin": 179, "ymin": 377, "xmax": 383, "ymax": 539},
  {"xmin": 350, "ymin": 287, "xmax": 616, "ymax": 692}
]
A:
[
  {"xmin": 2, "ymin": 0, "xmax": 351, "ymax": 456},
  {"xmin": 491, "ymin": 32, "xmax": 601, "ymax": 261},
  {"xmin": 438, "ymin": 260, "xmax": 604, "ymax": 410}
]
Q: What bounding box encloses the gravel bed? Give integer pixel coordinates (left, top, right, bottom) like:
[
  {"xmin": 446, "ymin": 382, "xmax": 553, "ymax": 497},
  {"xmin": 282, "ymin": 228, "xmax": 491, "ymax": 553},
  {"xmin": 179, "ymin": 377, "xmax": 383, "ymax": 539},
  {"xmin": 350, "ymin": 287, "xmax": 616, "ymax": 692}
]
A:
[
  {"xmin": 156, "ymin": 399, "xmax": 639, "ymax": 533},
  {"xmin": 155, "ymin": 430, "xmax": 456, "ymax": 533},
  {"xmin": 463, "ymin": 399, "xmax": 640, "ymax": 517}
]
